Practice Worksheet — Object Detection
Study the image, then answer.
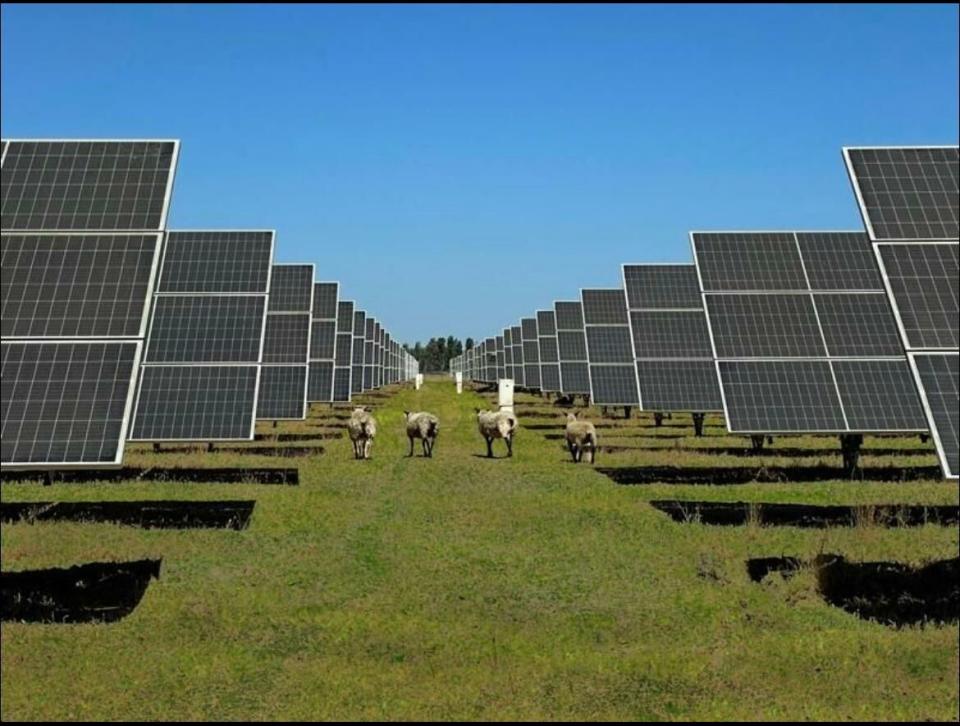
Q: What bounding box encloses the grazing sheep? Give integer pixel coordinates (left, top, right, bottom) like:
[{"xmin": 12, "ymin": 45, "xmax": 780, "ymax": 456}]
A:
[
  {"xmin": 564, "ymin": 412, "xmax": 598, "ymax": 463},
  {"xmin": 347, "ymin": 407, "xmax": 377, "ymax": 460},
  {"xmin": 404, "ymin": 410, "xmax": 440, "ymax": 458},
  {"xmin": 476, "ymin": 408, "xmax": 518, "ymax": 458}
]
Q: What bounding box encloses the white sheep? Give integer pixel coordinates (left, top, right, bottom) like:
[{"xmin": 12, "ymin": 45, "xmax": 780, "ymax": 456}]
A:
[
  {"xmin": 403, "ymin": 410, "xmax": 440, "ymax": 458},
  {"xmin": 347, "ymin": 407, "xmax": 377, "ymax": 460},
  {"xmin": 476, "ymin": 408, "xmax": 518, "ymax": 458},
  {"xmin": 564, "ymin": 412, "xmax": 598, "ymax": 463}
]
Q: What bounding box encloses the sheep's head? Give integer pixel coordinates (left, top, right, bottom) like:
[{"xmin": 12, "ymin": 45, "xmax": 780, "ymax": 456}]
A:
[{"xmin": 566, "ymin": 412, "xmax": 577, "ymax": 423}]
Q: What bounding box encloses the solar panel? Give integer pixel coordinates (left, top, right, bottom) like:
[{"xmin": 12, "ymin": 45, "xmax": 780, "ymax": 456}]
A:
[
  {"xmin": 131, "ymin": 230, "xmax": 273, "ymax": 441},
  {"xmin": 536, "ymin": 310, "xmax": 559, "ymax": 392},
  {"xmin": 845, "ymin": 147, "xmax": 959, "ymax": 478},
  {"xmin": 582, "ymin": 289, "xmax": 638, "ymax": 405},
  {"xmin": 1, "ymin": 141, "xmax": 182, "ymax": 469},
  {"xmin": 629, "ymin": 311, "xmax": 713, "ymax": 358},
  {"xmin": 496, "ymin": 335, "xmax": 506, "ymax": 380},
  {"xmin": 145, "ymin": 296, "xmax": 266, "ymax": 363},
  {"xmin": 160, "ymin": 232, "xmax": 272, "ymax": 293},
  {"xmin": 307, "ymin": 281, "xmax": 338, "ymax": 402},
  {"xmin": 1, "ymin": 140, "xmax": 179, "ymax": 231},
  {"xmin": 624, "ymin": 264, "xmax": 702, "ymax": 308},
  {"xmin": 351, "ymin": 310, "xmax": 366, "ymax": 394},
  {"xmin": 333, "ymin": 367, "xmax": 352, "ymax": 402},
  {"xmin": 705, "ymin": 294, "xmax": 825, "ymax": 358},
  {"xmin": 844, "ymin": 147, "xmax": 959, "ymax": 241},
  {"xmin": 131, "ymin": 365, "xmax": 259, "ymax": 440},
  {"xmin": 511, "ymin": 324, "xmax": 525, "ymax": 386},
  {"xmin": 2, "ymin": 341, "xmax": 140, "ymax": 466},
  {"xmin": 256, "ymin": 365, "xmax": 307, "ymax": 419},
  {"xmin": 636, "ymin": 361, "xmax": 724, "ymax": 412},
  {"xmin": 692, "ymin": 230, "xmax": 925, "ymax": 434},
  {"xmin": 554, "ymin": 301, "xmax": 590, "ymax": 395},
  {"xmin": 1, "ymin": 233, "xmax": 161, "ymax": 338},
  {"xmin": 718, "ymin": 360, "xmax": 846, "ymax": 432},
  {"xmin": 255, "ymin": 263, "xmax": 312, "ymax": 420},
  {"xmin": 268, "ymin": 264, "xmax": 314, "ymax": 312},
  {"xmin": 312, "ymin": 282, "xmax": 339, "ymax": 319},
  {"xmin": 876, "ymin": 243, "xmax": 958, "ymax": 350},
  {"xmin": 910, "ymin": 353, "xmax": 959, "ymax": 478},
  {"xmin": 308, "ymin": 361, "xmax": 334, "ymax": 401},
  {"xmin": 262, "ymin": 312, "xmax": 310, "ymax": 363},
  {"xmin": 622, "ymin": 264, "xmax": 722, "ymax": 412}
]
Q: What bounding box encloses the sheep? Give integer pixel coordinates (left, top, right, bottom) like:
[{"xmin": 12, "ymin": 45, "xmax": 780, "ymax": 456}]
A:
[
  {"xmin": 347, "ymin": 407, "xmax": 377, "ymax": 460},
  {"xmin": 564, "ymin": 411, "xmax": 598, "ymax": 463},
  {"xmin": 476, "ymin": 408, "xmax": 518, "ymax": 458},
  {"xmin": 404, "ymin": 410, "xmax": 440, "ymax": 458}
]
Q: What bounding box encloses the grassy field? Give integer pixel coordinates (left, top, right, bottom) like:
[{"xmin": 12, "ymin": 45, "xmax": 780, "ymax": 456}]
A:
[{"xmin": 2, "ymin": 377, "xmax": 958, "ymax": 720}]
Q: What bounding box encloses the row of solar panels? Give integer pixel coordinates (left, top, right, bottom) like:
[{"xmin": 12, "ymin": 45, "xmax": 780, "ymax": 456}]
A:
[
  {"xmin": 0, "ymin": 139, "xmax": 420, "ymax": 471},
  {"xmin": 451, "ymin": 146, "xmax": 958, "ymax": 480}
]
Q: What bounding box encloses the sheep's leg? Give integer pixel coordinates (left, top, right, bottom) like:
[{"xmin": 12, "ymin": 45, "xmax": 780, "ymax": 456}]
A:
[
  {"xmin": 486, "ymin": 436, "xmax": 493, "ymax": 458},
  {"xmin": 408, "ymin": 436, "xmax": 414, "ymax": 457},
  {"xmin": 365, "ymin": 440, "xmax": 373, "ymax": 459},
  {"xmin": 505, "ymin": 436, "xmax": 513, "ymax": 458}
]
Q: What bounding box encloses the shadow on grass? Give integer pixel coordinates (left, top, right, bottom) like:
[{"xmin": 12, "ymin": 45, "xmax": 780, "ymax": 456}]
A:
[
  {"xmin": 1, "ymin": 559, "xmax": 161, "ymax": 624},
  {"xmin": 597, "ymin": 464, "xmax": 944, "ymax": 485},
  {"xmin": 1, "ymin": 500, "xmax": 256, "ymax": 530},
  {"xmin": 1, "ymin": 468, "xmax": 299, "ymax": 486},
  {"xmin": 652, "ymin": 500, "xmax": 960, "ymax": 527}
]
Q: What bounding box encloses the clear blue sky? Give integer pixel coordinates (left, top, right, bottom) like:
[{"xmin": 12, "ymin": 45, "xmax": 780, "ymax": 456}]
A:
[{"xmin": 2, "ymin": 4, "xmax": 958, "ymax": 344}]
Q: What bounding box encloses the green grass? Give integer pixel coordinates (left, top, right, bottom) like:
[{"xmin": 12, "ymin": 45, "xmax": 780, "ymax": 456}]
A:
[{"xmin": 2, "ymin": 378, "xmax": 958, "ymax": 720}]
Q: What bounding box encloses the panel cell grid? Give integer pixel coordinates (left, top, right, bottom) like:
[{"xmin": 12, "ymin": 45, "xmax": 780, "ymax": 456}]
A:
[
  {"xmin": 308, "ymin": 361, "xmax": 335, "ymax": 402},
  {"xmin": 630, "ymin": 311, "xmax": 713, "ymax": 359},
  {"xmin": 878, "ymin": 243, "xmax": 958, "ymax": 350},
  {"xmin": 582, "ymin": 290, "xmax": 629, "ymax": 325},
  {"xmin": 624, "ymin": 264, "xmax": 702, "ymax": 309},
  {"xmin": 833, "ymin": 360, "xmax": 926, "ymax": 431},
  {"xmin": 2, "ymin": 341, "xmax": 138, "ymax": 464},
  {"xmin": 636, "ymin": 361, "xmax": 723, "ymax": 412},
  {"xmin": 585, "ymin": 327, "xmax": 635, "ymax": 363},
  {"xmin": 1, "ymin": 140, "xmax": 177, "ymax": 231},
  {"xmin": 146, "ymin": 296, "xmax": 266, "ymax": 363},
  {"xmin": 536, "ymin": 311, "xmax": 556, "ymax": 335},
  {"xmin": 160, "ymin": 232, "xmax": 272, "ymax": 293},
  {"xmin": 268, "ymin": 264, "xmax": 313, "ymax": 312},
  {"xmin": 706, "ymin": 294, "xmax": 825, "ymax": 358},
  {"xmin": 263, "ymin": 313, "xmax": 310, "ymax": 363},
  {"xmin": 312, "ymin": 283, "xmax": 339, "ymax": 319},
  {"xmin": 310, "ymin": 320, "xmax": 337, "ymax": 360},
  {"xmin": 540, "ymin": 364, "xmax": 561, "ymax": 392},
  {"xmin": 558, "ymin": 331, "xmax": 588, "ymax": 361},
  {"xmin": 796, "ymin": 233, "xmax": 882, "ymax": 290},
  {"xmin": 1, "ymin": 233, "xmax": 160, "ymax": 338},
  {"xmin": 693, "ymin": 232, "xmax": 807, "ymax": 291},
  {"xmin": 912, "ymin": 353, "xmax": 959, "ymax": 477},
  {"xmin": 719, "ymin": 360, "xmax": 846, "ymax": 432},
  {"xmin": 559, "ymin": 362, "xmax": 591, "ymax": 394},
  {"xmin": 846, "ymin": 147, "xmax": 959, "ymax": 241},
  {"xmin": 590, "ymin": 365, "xmax": 640, "ymax": 405},
  {"xmin": 813, "ymin": 293, "xmax": 903, "ymax": 357},
  {"xmin": 131, "ymin": 365, "xmax": 258, "ymax": 440},
  {"xmin": 256, "ymin": 365, "xmax": 307, "ymax": 419},
  {"xmin": 555, "ymin": 301, "xmax": 584, "ymax": 330}
]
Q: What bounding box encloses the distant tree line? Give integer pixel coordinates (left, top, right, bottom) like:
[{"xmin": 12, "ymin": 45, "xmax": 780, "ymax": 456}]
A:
[{"xmin": 405, "ymin": 336, "xmax": 472, "ymax": 372}]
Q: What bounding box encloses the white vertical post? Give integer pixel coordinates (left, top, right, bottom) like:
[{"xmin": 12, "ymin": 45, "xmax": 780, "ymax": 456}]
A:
[
  {"xmin": 498, "ymin": 378, "xmax": 515, "ymax": 413},
  {"xmin": 415, "ymin": 373, "xmax": 423, "ymax": 390},
  {"xmin": 455, "ymin": 371, "xmax": 463, "ymax": 394}
]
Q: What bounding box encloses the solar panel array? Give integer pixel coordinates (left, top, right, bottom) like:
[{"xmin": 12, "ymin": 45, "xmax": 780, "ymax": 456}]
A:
[
  {"xmin": 845, "ymin": 146, "xmax": 959, "ymax": 479},
  {"xmin": 257, "ymin": 264, "xmax": 313, "ymax": 420},
  {"xmin": 623, "ymin": 264, "xmax": 723, "ymax": 412},
  {"xmin": 1, "ymin": 138, "xmax": 418, "ymax": 472},
  {"xmin": 308, "ymin": 282, "xmax": 338, "ymax": 403},
  {"xmin": 130, "ymin": 230, "xmax": 273, "ymax": 441},
  {"xmin": 334, "ymin": 300, "xmax": 355, "ymax": 402},
  {"xmin": 555, "ymin": 300, "xmax": 591, "ymax": 395},
  {"xmin": 581, "ymin": 289, "xmax": 639, "ymax": 406},
  {"xmin": 537, "ymin": 310, "xmax": 561, "ymax": 392},
  {"xmin": 2, "ymin": 140, "xmax": 178, "ymax": 469},
  {"xmin": 692, "ymin": 230, "xmax": 927, "ymax": 435}
]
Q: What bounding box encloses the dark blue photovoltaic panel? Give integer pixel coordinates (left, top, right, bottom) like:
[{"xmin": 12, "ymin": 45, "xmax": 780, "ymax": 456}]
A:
[
  {"xmin": 269, "ymin": 264, "xmax": 313, "ymax": 312},
  {"xmin": 131, "ymin": 365, "xmax": 258, "ymax": 440},
  {"xmin": 636, "ymin": 361, "xmax": 723, "ymax": 412},
  {"xmin": 623, "ymin": 265, "xmax": 701, "ymax": 309},
  {"xmin": 160, "ymin": 232, "xmax": 272, "ymax": 293},
  {"xmin": 146, "ymin": 296, "xmax": 266, "ymax": 363},
  {"xmin": 2, "ymin": 341, "xmax": 139, "ymax": 464},
  {"xmin": 693, "ymin": 232, "xmax": 806, "ymax": 291},
  {"xmin": 1, "ymin": 233, "xmax": 160, "ymax": 338},
  {"xmin": 256, "ymin": 365, "xmax": 307, "ymax": 419},
  {"xmin": 2, "ymin": 141, "xmax": 177, "ymax": 231}
]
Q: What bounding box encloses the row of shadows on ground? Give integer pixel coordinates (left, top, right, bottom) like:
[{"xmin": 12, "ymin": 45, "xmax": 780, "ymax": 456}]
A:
[
  {"xmin": 0, "ymin": 396, "xmax": 385, "ymax": 624},
  {"xmin": 746, "ymin": 555, "xmax": 960, "ymax": 628},
  {"xmin": 511, "ymin": 391, "xmax": 956, "ymax": 628}
]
